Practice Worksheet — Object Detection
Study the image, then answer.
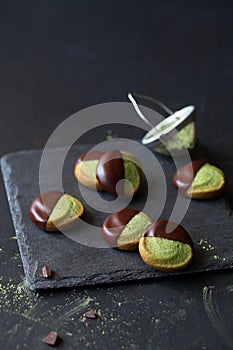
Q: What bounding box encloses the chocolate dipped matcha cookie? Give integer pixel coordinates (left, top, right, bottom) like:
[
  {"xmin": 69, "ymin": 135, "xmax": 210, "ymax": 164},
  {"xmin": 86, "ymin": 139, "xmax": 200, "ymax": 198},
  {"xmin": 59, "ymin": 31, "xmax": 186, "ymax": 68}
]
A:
[
  {"xmin": 74, "ymin": 151, "xmax": 104, "ymax": 191},
  {"xmin": 173, "ymin": 160, "xmax": 225, "ymax": 199},
  {"xmin": 102, "ymin": 208, "xmax": 152, "ymax": 250},
  {"xmin": 74, "ymin": 150, "xmax": 142, "ymax": 196},
  {"xmin": 139, "ymin": 220, "xmax": 194, "ymax": 272},
  {"xmin": 29, "ymin": 191, "xmax": 84, "ymax": 232}
]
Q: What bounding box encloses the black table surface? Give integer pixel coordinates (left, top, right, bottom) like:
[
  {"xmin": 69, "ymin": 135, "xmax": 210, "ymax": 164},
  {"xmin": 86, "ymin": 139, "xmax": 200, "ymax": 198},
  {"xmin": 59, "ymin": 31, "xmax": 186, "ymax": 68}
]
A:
[{"xmin": 0, "ymin": 1, "xmax": 233, "ymax": 349}]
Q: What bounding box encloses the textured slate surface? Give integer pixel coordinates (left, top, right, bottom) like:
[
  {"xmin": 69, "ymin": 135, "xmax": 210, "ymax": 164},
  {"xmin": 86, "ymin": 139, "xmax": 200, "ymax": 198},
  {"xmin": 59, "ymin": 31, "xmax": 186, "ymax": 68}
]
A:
[{"xmin": 1, "ymin": 144, "xmax": 233, "ymax": 290}]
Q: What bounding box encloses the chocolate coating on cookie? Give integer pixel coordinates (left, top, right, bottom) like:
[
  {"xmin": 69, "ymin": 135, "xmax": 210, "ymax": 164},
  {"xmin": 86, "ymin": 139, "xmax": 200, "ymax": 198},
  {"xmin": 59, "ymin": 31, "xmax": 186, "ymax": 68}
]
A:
[
  {"xmin": 96, "ymin": 150, "xmax": 124, "ymax": 196},
  {"xmin": 102, "ymin": 208, "xmax": 139, "ymax": 247},
  {"xmin": 142, "ymin": 220, "xmax": 193, "ymax": 248},
  {"xmin": 29, "ymin": 191, "xmax": 63, "ymax": 230},
  {"xmin": 76, "ymin": 151, "xmax": 104, "ymax": 164},
  {"xmin": 173, "ymin": 160, "xmax": 206, "ymax": 191}
]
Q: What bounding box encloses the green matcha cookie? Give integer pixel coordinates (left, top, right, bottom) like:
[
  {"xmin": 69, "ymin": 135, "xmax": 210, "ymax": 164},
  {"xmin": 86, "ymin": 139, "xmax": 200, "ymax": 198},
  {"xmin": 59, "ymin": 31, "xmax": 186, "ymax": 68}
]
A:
[
  {"xmin": 154, "ymin": 122, "xmax": 196, "ymax": 155},
  {"xmin": 47, "ymin": 193, "xmax": 84, "ymax": 231},
  {"xmin": 102, "ymin": 208, "xmax": 152, "ymax": 250},
  {"xmin": 75, "ymin": 150, "xmax": 143, "ymax": 196},
  {"xmin": 139, "ymin": 220, "xmax": 194, "ymax": 272},
  {"xmin": 173, "ymin": 160, "xmax": 225, "ymax": 199},
  {"xmin": 29, "ymin": 191, "xmax": 84, "ymax": 232}
]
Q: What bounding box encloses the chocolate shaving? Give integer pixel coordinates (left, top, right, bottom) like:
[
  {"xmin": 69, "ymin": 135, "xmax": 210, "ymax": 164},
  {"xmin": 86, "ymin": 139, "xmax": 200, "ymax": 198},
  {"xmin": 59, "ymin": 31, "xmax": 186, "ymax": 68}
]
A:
[
  {"xmin": 42, "ymin": 331, "xmax": 58, "ymax": 345},
  {"xmin": 42, "ymin": 265, "xmax": 52, "ymax": 278},
  {"xmin": 83, "ymin": 309, "xmax": 97, "ymax": 319}
]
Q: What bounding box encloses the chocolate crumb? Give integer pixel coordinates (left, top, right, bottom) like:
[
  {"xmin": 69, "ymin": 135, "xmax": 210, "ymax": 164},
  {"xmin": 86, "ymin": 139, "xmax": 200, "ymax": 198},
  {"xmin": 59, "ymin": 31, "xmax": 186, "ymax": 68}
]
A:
[
  {"xmin": 83, "ymin": 309, "xmax": 97, "ymax": 319},
  {"xmin": 42, "ymin": 265, "xmax": 52, "ymax": 278},
  {"xmin": 42, "ymin": 331, "xmax": 58, "ymax": 345}
]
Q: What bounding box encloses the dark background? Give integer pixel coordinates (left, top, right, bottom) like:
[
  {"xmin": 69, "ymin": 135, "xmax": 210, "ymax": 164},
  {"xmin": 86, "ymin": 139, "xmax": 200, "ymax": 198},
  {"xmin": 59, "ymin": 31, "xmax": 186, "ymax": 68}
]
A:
[{"xmin": 0, "ymin": 1, "xmax": 233, "ymax": 349}]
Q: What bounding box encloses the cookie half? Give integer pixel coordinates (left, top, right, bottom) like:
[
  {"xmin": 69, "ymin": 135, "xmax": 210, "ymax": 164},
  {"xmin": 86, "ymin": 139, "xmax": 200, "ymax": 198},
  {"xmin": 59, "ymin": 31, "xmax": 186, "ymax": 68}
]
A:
[
  {"xmin": 139, "ymin": 220, "xmax": 194, "ymax": 272},
  {"xmin": 173, "ymin": 160, "xmax": 225, "ymax": 199},
  {"xmin": 74, "ymin": 150, "xmax": 142, "ymax": 196},
  {"xmin": 154, "ymin": 121, "xmax": 196, "ymax": 156},
  {"xmin": 29, "ymin": 191, "xmax": 84, "ymax": 232},
  {"xmin": 74, "ymin": 151, "xmax": 104, "ymax": 191},
  {"xmin": 102, "ymin": 208, "xmax": 152, "ymax": 250}
]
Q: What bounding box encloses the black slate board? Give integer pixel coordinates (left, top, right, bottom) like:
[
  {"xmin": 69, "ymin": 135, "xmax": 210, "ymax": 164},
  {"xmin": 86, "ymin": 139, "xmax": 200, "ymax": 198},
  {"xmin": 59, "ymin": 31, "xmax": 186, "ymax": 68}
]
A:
[{"xmin": 1, "ymin": 143, "xmax": 233, "ymax": 290}]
